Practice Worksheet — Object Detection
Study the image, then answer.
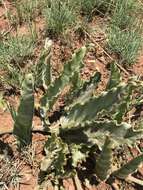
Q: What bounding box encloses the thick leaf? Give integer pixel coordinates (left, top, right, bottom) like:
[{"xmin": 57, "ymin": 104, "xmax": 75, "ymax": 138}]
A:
[
  {"xmin": 113, "ymin": 78, "xmax": 143, "ymax": 122},
  {"xmin": 113, "ymin": 154, "xmax": 143, "ymax": 179},
  {"xmin": 66, "ymin": 72, "xmax": 101, "ymax": 110},
  {"xmin": 106, "ymin": 62, "xmax": 121, "ymax": 90},
  {"xmin": 40, "ymin": 46, "xmax": 86, "ymax": 112},
  {"xmin": 40, "ymin": 134, "xmax": 68, "ymax": 176},
  {"xmin": 36, "ymin": 39, "xmax": 52, "ymax": 89},
  {"xmin": 60, "ymin": 121, "xmax": 131, "ymax": 150},
  {"xmin": 13, "ymin": 74, "xmax": 34, "ymax": 147},
  {"xmin": 61, "ymin": 83, "xmax": 128, "ymax": 129},
  {"xmin": 124, "ymin": 123, "xmax": 143, "ymax": 145},
  {"xmin": 113, "ymin": 85, "xmax": 134, "ymax": 123},
  {"xmin": 95, "ymin": 137, "xmax": 113, "ymax": 181}
]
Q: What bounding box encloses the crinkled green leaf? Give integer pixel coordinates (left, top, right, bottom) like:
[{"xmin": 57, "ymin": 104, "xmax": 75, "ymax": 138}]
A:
[
  {"xmin": 40, "ymin": 46, "xmax": 86, "ymax": 112},
  {"xmin": 41, "ymin": 47, "xmax": 86, "ymax": 112},
  {"xmin": 66, "ymin": 72, "xmax": 101, "ymax": 110},
  {"xmin": 40, "ymin": 134, "xmax": 68, "ymax": 177},
  {"xmin": 113, "ymin": 85, "xmax": 134, "ymax": 123},
  {"xmin": 124, "ymin": 123, "xmax": 143, "ymax": 145},
  {"xmin": 36, "ymin": 39, "xmax": 52, "ymax": 89},
  {"xmin": 60, "ymin": 120, "xmax": 131, "ymax": 148},
  {"xmin": 61, "ymin": 83, "xmax": 128, "ymax": 129},
  {"xmin": 70, "ymin": 144, "xmax": 87, "ymax": 167},
  {"xmin": 13, "ymin": 74, "xmax": 34, "ymax": 147}
]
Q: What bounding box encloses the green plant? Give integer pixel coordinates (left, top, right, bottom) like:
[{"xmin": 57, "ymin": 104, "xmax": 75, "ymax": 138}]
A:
[
  {"xmin": 80, "ymin": 0, "xmax": 113, "ymax": 19},
  {"xmin": 0, "ymin": 35, "xmax": 35, "ymax": 89},
  {"xmin": 108, "ymin": 25, "xmax": 143, "ymax": 64},
  {"xmin": 37, "ymin": 70, "xmax": 143, "ymax": 189},
  {"xmin": 8, "ymin": 41, "xmax": 143, "ymax": 188},
  {"xmin": 43, "ymin": 0, "xmax": 76, "ymax": 36},
  {"xmin": 107, "ymin": 0, "xmax": 143, "ymax": 64},
  {"xmin": 6, "ymin": 0, "xmax": 41, "ymax": 25},
  {"xmin": 12, "ymin": 74, "xmax": 34, "ymax": 148},
  {"xmin": 0, "ymin": 35, "xmax": 35, "ymax": 65},
  {"xmin": 111, "ymin": 0, "xmax": 139, "ymax": 29}
]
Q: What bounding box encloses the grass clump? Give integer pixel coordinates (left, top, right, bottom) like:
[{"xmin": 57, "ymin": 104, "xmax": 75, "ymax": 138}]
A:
[
  {"xmin": 107, "ymin": 0, "xmax": 143, "ymax": 65},
  {"xmin": 108, "ymin": 25, "xmax": 142, "ymax": 64},
  {"xmin": 44, "ymin": 0, "xmax": 76, "ymax": 36},
  {"xmin": 80, "ymin": 0, "xmax": 113, "ymax": 19},
  {"xmin": 0, "ymin": 35, "xmax": 35, "ymax": 65},
  {"xmin": 7, "ymin": 0, "xmax": 41, "ymax": 25},
  {"xmin": 0, "ymin": 35, "xmax": 35, "ymax": 89},
  {"xmin": 111, "ymin": 0, "xmax": 138, "ymax": 29}
]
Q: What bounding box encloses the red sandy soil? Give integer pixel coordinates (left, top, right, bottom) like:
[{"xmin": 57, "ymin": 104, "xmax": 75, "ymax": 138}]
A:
[{"xmin": 132, "ymin": 55, "xmax": 143, "ymax": 76}]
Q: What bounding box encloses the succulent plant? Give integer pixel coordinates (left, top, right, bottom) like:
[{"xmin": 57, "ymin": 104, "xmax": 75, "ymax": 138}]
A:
[{"xmin": 9, "ymin": 40, "xmax": 143, "ymax": 189}]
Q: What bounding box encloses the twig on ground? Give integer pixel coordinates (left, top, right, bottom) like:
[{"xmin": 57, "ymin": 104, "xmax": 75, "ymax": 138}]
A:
[
  {"xmin": 126, "ymin": 175, "xmax": 143, "ymax": 186},
  {"xmin": 85, "ymin": 31, "xmax": 130, "ymax": 76},
  {"xmin": 1, "ymin": 26, "xmax": 14, "ymax": 37}
]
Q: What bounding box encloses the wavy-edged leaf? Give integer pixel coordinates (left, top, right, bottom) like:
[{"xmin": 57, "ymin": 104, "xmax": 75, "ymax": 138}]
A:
[
  {"xmin": 13, "ymin": 74, "xmax": 34, "ymax": 147},
  {"xmin": 106, "ymin": 62, "xmax": 121, "ymax": 90},
  {"xmin": 60, "ymin": 120, "xmax": 131, "ymax": 149},
  {"xmin": 112, "ymin": 78, "xmax": 143, "ymax": 123},
  {"xmin": 70, "ymin": 144, "xmax": 87, "ymax": 167},
  {"xmin": 39, "ymin": 134, "xmax": 68, "ymax": 178},
  {"xmin": 124, "ymin": 122, "xmax": 143, "ymax": 145},
  {"xmin": 113, "ymin": 154, "xmax": 143, "ymax": 179},
  {"xmin": 95, "ymin": 137, "xmax": 114, "ymax": 181},
  {"xmin": 40, "ymin": 46, "xmax": 86, "ymax": 112},
  {"xmin": 61, "ymin": 83, "xmax": 128, "ymax": 129},
  {"xmin": 66, "ymin": 72, "xmax": 101, "ymax": 110},
  {"xmin": 36, "ymin": 39, "xmax": 52, "ymax": 89},
  {"xmin": 113, "ymin": 84, "xmax": 134, "ymax": 123}
]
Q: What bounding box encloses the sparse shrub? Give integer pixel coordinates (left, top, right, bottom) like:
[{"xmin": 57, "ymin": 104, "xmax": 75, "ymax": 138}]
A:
[{"xmin": 44, "ymin": 0, "xmax": 76, "ymax": 36}]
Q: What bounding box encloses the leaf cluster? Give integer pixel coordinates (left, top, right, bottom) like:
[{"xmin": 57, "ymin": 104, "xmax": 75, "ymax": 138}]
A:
[{"xmin": 8, "ymin": 41, "xmax": 143, "ymax": 188}]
